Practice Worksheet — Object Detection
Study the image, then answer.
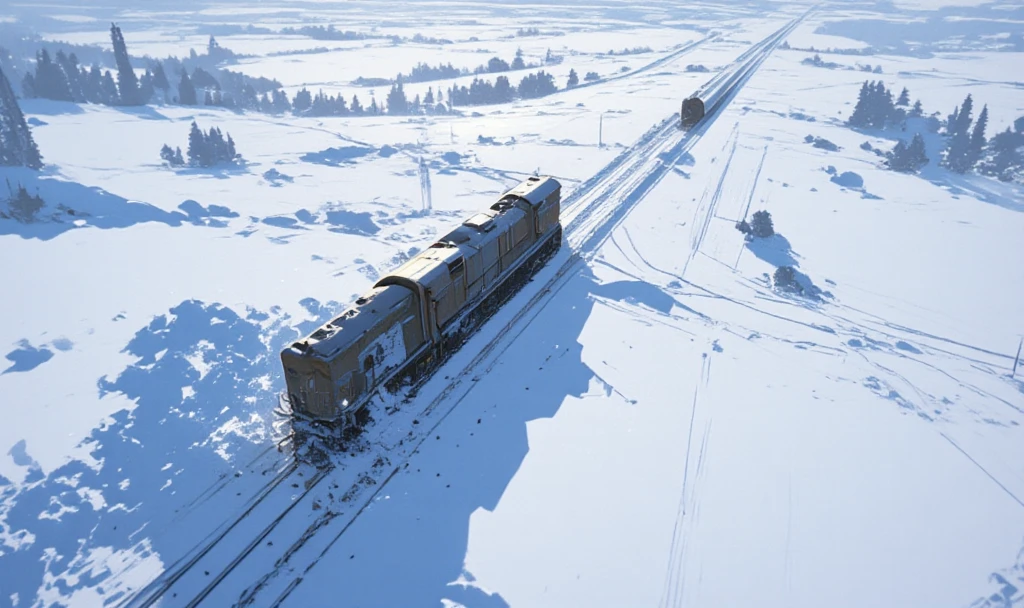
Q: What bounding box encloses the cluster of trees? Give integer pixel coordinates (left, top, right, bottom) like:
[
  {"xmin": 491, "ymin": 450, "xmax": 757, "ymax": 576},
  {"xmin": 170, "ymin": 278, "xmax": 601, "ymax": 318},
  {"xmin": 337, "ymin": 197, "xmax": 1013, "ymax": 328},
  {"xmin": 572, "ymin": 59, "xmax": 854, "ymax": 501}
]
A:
[
  {"xmin": 19, "ymin": 27, "xmax": 283, "ymax": 113},
  {"xmin": 603, "ymin": 46, "xmax": 652, "ymax": 56},
  {"xmin": 944, "ymin": 94, "xmax": 1024, "ymax": 180},
  {"xmin": 287, "ymin": 69, "xmax": 564, "ymax": 116},
  {"xmin": 0, "ymin": 67, "xmax": 45, "ymax": 221},
  {"xmin": 279, "ymin": 24, "xmax": 451, "ymax": 45},
  {"xmin": 447, "ymin": 70, "xmax": 558, "ymax": 106},
  {"xmin": 0, "ymin": 66, "xmax": 43, "ymax": 170},
  {"xmin": 939, "ymin": 93, "xmax": 989, "ymax": 173},
  {"xmin": 848, "ymin": 81, "xmax": 1023, "ymax": 180},
  {"xmin": 279, "ymin": 25, "xmax": 371, "ymax": 41},
  {"xmin": 160, "ymin": 121, "xmax": 238, "ymax": 168},
  {"xmin": 847, "ymin": 81, "xmax": 923, "ymax": 130},
  {"xmin": 364, "ymin": 48, "xmax": 554, "ymax": 87},
  {"xmin": 886, "ymin": 134, "xmax": 929, "ymax": 173},
  {"xmin": 978, "ymin": 118, "xmax": 1024, "ymax": 181},
  {"xmin": 22, "ymin": 25, "xmax": 156, "ymax": 106}
]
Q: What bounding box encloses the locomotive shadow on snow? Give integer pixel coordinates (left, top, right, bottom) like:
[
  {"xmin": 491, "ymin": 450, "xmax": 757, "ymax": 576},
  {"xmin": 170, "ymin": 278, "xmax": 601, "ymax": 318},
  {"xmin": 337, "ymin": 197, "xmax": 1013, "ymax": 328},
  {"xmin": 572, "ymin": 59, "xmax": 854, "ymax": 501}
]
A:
[
  {"xmin": 0, "ymin": 297, "xmax": 339, "ymax": 606},
  {"xmin": 282, "ymin": 265, "xmax": 664, "ymax": 608}
]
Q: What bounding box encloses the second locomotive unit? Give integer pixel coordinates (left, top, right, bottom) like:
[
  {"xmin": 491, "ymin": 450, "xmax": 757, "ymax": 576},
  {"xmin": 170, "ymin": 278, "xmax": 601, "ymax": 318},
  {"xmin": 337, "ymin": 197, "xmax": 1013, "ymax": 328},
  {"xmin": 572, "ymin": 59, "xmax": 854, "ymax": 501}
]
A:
[{"xmin": 281, "ymin": 176, "xmax": 562, "ymax": 428}]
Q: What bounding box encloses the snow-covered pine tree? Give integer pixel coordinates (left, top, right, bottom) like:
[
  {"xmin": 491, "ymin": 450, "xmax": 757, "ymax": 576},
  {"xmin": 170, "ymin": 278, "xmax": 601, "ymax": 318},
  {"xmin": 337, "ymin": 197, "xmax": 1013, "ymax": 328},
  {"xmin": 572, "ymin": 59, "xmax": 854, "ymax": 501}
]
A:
[
  {"xmin": 896, "ymin": 87, "xmax": 910, "ymax": 106},
  {"xmin": 888, "ymin": 139, "xmax": 911, "ymax": 171},
  {"xmin": 978, "ymin": 127, "xmax": 1024, "ymax": 181},
  {"xmin": 847, "ymin": 81, "xmax": 872, "ymax": 127},
  {"xmin": 908, "ymin": 133, "xmax": 928, "ymax": 169},
  {"xmin": 942, "ymin": 93, "xmax": 975, "ymax": 173},
  {"xmin": 110, "ymin": 23, "xmax": 141, "ymax": 105},
  {"xmin": 567, "ymin": 68, "xmax": 579, "ymax": 88},
  {"xmin": 968, "ymin": 104, "xmax": 988, "ymax": 166},
  {"xmin": 160, "ymin": 143, "xmax": 176, "ymax": 164},
  {"xmin": 187, "ymin": 121, "xmax": 205, "ymax": 166},
  {"xmin": 178, "ymin": 71, "xmax": 197, "ymax": 105},
  {"xmin": 0, "ymin": 67, "xmax": 43, "ymax": 169},
  {"xmin": 386, "ymin": 78, "xmax": 408, "ymax": 115},
  {"xmin": 152, "ymin": 62, "xmax": 170, "ymax": 100}
]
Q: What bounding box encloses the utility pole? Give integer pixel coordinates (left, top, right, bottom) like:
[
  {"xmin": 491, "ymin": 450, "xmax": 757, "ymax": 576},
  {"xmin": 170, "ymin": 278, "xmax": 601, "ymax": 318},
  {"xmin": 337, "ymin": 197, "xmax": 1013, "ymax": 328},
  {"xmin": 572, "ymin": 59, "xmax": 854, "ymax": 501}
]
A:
[
  {"xmin": 450, "ymin": 124, "xmax": 454, "ymax": 144},
  {"xmin": 418, "ymin": 156, "xmax": 432, "ymax": 214}
]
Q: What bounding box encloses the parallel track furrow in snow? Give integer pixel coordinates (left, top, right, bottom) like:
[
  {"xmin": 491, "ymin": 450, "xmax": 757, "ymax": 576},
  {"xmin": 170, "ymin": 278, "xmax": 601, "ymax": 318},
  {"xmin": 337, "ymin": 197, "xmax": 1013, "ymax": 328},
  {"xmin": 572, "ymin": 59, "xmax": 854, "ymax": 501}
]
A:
[
  {"xmin": 119, "ymin": 459, "xmax": 303, "ymax": 608},
  {"xmin": 124, "ymin": 12, "xmax": 812, "ymax": 608}
]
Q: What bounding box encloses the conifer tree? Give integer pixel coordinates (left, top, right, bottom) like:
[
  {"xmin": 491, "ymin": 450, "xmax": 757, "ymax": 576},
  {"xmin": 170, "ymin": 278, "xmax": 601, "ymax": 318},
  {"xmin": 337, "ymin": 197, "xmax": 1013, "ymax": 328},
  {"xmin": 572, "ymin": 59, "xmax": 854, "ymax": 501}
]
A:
[
  {"xmin": 151, "ymin": 62, "xmax": 170, "ymax": 99},
  {"xmin": 178, "ymin": 71, "xmax": 197, "ymax": 105},
  {"xmin": 908, "ymin": 133, "xmax": 928, "ymax": 169},
  {"xmin": 942, "ymin": 93, "xmax": 976, "ymax": 173},
  {"xmin": 749, "ymin": 210, "xmax": 774, "ymax": 238},
  {"xmin": 978, "ymin": 127, "xmax": 1024, "ymax": 180},
  {"xmin": 512, "ymin": 48, "xmax": 526, "ymax": 70},
  {"xmin": 187, "ymin": 121, "xmax": 205, "ymax": 166},
  {"xmin": 847, "ymin": 81, "xmax": 872, "ymax": 127},
  {"xmin": 567, "ymin": 68, "xmax": 579, "ymax": 88},
  {"xmin": 351, "ymin": 94, "xmax": 362, "ymax": 114},
  {"xmin": 387, "ymin": 77, "xmax": 408, "ymax": 115},
  {"xmin": 100, "ymin": 70, "xmax": 119, "ymax": 104},
  {"xmin": 969, "ymin": 104, "xmax": 988, "ymax": 164},
  {"xmin": 293, "ymin": 88, "xmax": 312, "ymax": 112},
  {"xmin": 0, "ymin": 67, "xmax": 43, "ymax": 169},
  {"xmin": 910, "ymin": 99, "xmax": 923, "ymax": 117},
  {"xmin": 110, "ymin": 23, "xmax": 141, "ymax": 105},
  {"xmin": 896, "ymin": 87, "xmax": 910, "ymax": 106}
]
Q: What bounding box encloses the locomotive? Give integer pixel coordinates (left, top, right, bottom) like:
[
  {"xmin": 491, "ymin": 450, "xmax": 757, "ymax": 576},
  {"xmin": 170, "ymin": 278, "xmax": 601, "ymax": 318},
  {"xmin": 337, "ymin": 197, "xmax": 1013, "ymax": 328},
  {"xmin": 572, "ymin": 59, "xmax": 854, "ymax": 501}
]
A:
[
  {"xmin": 280, "ymin": 176, "xmax": 562, "ymax": 429},
  {"xmin": 681, "ymin": 96, "xmax": 705, "ymax": 129}
]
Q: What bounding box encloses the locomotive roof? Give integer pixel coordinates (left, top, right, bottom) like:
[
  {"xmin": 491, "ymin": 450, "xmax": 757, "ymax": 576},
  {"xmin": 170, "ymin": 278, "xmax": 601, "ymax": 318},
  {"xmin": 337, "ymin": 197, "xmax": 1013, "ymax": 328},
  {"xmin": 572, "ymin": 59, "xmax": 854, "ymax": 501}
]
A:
[
  {"xmin": 300, "ymin": 284, "xmax": 414, "ymax": 359},
  {"xmin": 501, "ymin": 175, "xmax": 560, "ymax": 206},
  {"xmin": 289, "ymin": 175, "xmax": 561, "ymax": 362}
]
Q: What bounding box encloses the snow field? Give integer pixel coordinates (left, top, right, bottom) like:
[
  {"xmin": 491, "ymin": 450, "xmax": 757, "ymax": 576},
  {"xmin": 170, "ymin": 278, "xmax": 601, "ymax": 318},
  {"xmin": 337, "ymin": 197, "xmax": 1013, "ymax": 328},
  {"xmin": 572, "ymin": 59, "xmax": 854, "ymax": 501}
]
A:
[{"xmin": 1, "ymin": 1, "xmax": 1022, "ymax": 606}]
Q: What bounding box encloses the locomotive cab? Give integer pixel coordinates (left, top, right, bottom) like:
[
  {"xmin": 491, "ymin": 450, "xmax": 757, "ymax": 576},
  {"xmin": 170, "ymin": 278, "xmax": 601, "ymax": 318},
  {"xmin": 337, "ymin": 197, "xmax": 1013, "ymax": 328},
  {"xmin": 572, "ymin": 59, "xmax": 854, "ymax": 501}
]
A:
[{"xmin": 681, "ymin": 97, "xmax": 705, "ymax": 129}]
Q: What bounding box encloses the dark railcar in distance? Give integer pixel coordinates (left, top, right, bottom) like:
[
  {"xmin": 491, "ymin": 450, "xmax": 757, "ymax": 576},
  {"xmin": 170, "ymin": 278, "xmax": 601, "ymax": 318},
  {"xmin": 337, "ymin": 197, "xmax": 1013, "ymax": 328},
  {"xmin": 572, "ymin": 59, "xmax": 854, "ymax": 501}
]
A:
[{"xmin": 681, "ymin": 97, "xmax": 705, "ymax": 129}]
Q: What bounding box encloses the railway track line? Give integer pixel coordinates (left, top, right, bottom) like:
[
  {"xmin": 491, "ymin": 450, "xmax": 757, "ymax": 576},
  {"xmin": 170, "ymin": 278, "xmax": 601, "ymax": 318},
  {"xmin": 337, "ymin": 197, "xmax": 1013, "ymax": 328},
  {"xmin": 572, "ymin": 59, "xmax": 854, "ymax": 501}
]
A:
[{"xmin": 115, "ymin": 10, "xmax": 811, "ymax": 607}]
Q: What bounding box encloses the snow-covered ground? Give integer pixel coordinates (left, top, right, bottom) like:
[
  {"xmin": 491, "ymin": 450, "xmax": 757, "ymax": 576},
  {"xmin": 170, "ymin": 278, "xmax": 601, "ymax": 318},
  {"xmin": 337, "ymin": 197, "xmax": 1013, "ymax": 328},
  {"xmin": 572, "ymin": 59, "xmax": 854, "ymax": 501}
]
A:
[{"xmin": 1, "ymin": 1, "xmax": 1023, "ymax": 607}]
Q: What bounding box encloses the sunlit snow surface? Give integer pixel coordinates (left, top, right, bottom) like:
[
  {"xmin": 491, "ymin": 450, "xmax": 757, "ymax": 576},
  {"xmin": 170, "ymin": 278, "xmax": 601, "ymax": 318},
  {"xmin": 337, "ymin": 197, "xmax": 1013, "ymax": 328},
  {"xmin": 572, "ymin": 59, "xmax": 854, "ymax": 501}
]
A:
[{"xmin": 1, "ymin": 1, "xmax": 1023, "ymax": 607}]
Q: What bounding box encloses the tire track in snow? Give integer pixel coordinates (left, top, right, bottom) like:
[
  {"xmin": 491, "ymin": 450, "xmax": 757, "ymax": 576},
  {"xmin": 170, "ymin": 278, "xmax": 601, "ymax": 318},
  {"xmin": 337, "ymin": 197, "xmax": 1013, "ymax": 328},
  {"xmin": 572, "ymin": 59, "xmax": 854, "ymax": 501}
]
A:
[
  {"xmin": 732, "ymin": 144, "xmax": 769, "ymax": 269},
  {"xmin": 686, "ymin": 126, "xmax": 739, "ymax": 275},
  {"xmin": 660, "ymin": 352, "xmax": 714, "ymax": 608},
  {"xmin": 940, "ymin": 432, "xmax": 1024, "ymax": 510}
]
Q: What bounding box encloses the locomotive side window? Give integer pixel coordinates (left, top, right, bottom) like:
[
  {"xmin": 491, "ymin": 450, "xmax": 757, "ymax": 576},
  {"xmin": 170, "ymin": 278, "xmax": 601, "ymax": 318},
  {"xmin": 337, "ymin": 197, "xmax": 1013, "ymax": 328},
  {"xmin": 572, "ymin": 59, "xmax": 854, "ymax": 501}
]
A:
[{"xmin": 364, "ymin": 355, "xmax": 374, "ymax": 371}]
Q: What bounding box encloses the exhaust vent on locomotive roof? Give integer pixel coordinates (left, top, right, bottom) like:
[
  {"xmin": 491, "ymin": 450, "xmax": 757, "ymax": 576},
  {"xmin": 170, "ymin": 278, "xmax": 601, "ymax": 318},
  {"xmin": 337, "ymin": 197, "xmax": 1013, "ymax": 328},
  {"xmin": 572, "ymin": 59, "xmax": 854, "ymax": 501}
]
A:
[{"xmin": 490, "ymin": 195, "xmax": 519, "ymax": 211}]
